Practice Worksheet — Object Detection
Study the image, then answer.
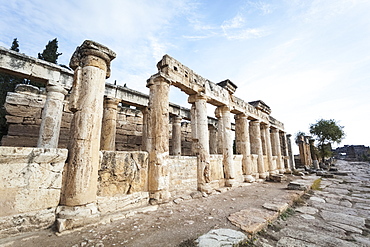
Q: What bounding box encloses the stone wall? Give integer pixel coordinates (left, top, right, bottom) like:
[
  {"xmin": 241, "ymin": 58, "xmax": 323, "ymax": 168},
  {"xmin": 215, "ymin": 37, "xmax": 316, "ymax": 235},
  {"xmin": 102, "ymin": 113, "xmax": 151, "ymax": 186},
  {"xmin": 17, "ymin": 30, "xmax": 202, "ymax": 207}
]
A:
[
  {"xmin": 0, "ymin": 147, "xmax": 68, "ymax": 237},
  {"xmin": 1, "ymin": 84, "xmax": 72, "ymax": 148},
  {"xmin": 97, "ymin": 151, "xmax": 150, "ymax": 215},
  {"xmin": 1, "ymin": 85, "xmax": 195, "ymax": 155}
]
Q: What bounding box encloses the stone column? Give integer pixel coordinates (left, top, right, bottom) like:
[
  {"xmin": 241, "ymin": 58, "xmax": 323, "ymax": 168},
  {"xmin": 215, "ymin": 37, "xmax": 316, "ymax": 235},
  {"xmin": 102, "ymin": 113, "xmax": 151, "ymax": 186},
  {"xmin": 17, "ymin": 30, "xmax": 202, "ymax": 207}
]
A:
[
  {"xmin": 235, "ymin": 114, "xmax": 254, "ymax": 182},
  {"xmin": 208, "ymin": 124, "xmax": 218, "ymax": 154},
  {"xmin": 146, "ymin": 75, "xmax": 171, "ymax": 204},
  {"xmin": 286, "ymin": 134, "xmax": 296, "ymax": 170},
  {"xmin": 58, "ymin": 40, "xmax": 115, "ymax": 232},
  {"xmin": 280, "ymin": 131, "xmax": 292, "ymax": 173},
  {"xmin": 309, "ymin": 139, "xmax": 319, "ymax": 169},
  {"xmin": 100, "ymin": 97, "xmax": 120, "ymax": 151},
  {"xmin": 189, "ymin": 94, "xmax": 212, "ymax": 193},
  {"xmin": 141, "ymin": 107, "xmax": 150, "ymax": 151},
  {"xmin": 262, "ymin": 123, "xmax": 276, "ymax": 175},
  {"xmin": 215, "ymin": 105, "xmax": 235, "ymax": 187},
  {"xmin": 190, "ymin": 103, "xmax": 198, "ymax": 155},
  {"xmin": 171, "ymin": 116, "xmax": 182, "ymax": 156},
  {"xmin": 271, "ymin": 128, "xmax": 285, "ymax": 174},
  {"xmin": 249, "ymin": 120, "xmax": 266, "ymax": 179},
  {"xmin": 37, "ymin": 83, "xmax": 67, "ymax": 148}
]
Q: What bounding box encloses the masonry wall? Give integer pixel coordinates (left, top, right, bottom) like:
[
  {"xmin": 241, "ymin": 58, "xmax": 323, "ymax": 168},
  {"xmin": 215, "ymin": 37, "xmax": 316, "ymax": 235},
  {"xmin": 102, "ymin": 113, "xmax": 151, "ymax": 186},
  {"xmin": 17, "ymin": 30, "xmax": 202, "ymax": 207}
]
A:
[
  {"xmin": 0, "ymin": 147, "xmax": 68, "ymax": 238},
  {"xmin": 1, "ymin": 85, "xmax": 194, "ymax": 155}
]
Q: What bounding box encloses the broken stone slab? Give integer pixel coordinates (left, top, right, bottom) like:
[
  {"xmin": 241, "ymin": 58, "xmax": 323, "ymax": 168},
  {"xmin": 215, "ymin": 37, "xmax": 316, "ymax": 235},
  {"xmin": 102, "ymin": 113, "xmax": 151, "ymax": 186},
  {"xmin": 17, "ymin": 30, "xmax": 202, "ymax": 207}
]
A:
[
  {"xmin": 277, "ymin": 237, "xmax": 319, "ymax": 247},
  {"xmin": 262, "ymin": 202, "xmax": 289, "ymax": 213},
  {"xmin": 228, "ymin": 208, "xmax": 278, "ymax": 235},
  {"xmin": 270, "ymin": 174, "xmax": 287, "ymax": 182},
  {"xmin": 308, "ymin": 196, "xmax": 326, "ymax": 203},
  {"xmin": 195, "ymin": 228, "xmax": 246, "ymax": 247},
  {"xmin": 295, "ymin": 206, "xmax": 318, "ymax": 215},
  {"xmin": 328, "ymin": 221, "xmax": 363, "ymax": 234},
  {"xmin": 300, "ymin": 214, "xmax": 316, "ymax": 220},
  {"xmin": 287, "ymin": 181, "xmax": 308, "ymax": 191},
  {"xmin": 279, "ymin": 228, "xmax": 359, "ymax": 247},
  {"xmin": 316, "ymin": 171, "xmax": 334, "ymax": 178},
  {"xmin": 320, "ymin": 210, "xmax": 365, "ymax": 228}
]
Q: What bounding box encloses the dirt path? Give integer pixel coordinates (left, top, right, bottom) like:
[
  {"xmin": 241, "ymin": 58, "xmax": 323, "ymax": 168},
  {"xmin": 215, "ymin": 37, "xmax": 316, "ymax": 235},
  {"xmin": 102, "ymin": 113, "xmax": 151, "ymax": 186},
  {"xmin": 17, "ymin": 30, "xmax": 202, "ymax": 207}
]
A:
[{"xmin": 1, "ymin": 178, "xmax": 305, "ymax": 247}]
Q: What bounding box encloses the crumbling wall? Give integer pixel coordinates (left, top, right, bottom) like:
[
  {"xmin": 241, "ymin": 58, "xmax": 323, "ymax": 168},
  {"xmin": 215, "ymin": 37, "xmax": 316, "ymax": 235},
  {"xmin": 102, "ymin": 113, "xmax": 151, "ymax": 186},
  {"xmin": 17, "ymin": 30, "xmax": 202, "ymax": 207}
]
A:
[{"xmin": 0, "ymin": 147, "xmax": 68, "ymax": 237}]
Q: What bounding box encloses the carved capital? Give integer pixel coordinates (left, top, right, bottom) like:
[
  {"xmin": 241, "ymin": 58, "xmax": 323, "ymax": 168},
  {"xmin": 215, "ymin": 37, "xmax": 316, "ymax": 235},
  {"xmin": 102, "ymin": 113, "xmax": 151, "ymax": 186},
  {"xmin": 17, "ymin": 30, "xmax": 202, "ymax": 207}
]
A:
[{"xmin": 69, "ymin": 40, "xmax": 116, "ymax": 78}]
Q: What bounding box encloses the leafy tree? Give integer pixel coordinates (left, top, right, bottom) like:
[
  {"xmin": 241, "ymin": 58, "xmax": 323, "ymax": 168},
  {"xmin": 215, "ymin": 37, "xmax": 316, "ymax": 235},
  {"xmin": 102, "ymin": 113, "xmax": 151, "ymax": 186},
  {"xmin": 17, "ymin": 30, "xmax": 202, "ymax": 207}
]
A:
[
  {"xmin": 10, "ymin": 38, "xmax": 20, "ymax": 52},
  {"xmin": 38, "ymin": 38, "xmax": 62, "ymax": 64},
  {"xmin": 309, "ymin": 119, "xmax": 345, "ymax": 163}
]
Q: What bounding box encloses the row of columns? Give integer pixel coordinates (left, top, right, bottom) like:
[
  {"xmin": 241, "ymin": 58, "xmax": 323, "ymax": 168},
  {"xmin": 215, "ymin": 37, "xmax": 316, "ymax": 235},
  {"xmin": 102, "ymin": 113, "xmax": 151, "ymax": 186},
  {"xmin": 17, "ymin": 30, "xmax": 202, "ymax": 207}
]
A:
[{"xmin": 32, "ymin": 40, "xmax": 296, "ymax": 231}]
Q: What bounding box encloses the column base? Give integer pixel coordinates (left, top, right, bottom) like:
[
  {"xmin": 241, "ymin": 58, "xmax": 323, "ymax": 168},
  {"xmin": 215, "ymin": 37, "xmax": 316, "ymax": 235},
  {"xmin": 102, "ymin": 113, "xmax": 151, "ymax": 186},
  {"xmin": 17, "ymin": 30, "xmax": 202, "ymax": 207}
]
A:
[
  {"xmin": 198, "ymin": 183, "xmax": 214, "ymax": 194},
  {"xmin": 149, "ymin": 190, "xmax": 171, "ymax": 205},
  {"xmin": 259, "ymin": 172, "xmax": 267, "ymax": 179},
  {"xmin": 225, "ymin": 178, "xmax": 236, "ymax": 187},
  {"xmin": 279, "ymin": 169, "xmax": 286, "ymax": 174},
  {"xmin": 284, "ymin": 168, "xmax": 292, "ymax": 174},
  {"xmin": 269, "ymin": 170, "xmax": 279, "ymax": 176},
  {"xmin": 56, "ymin": 203, "xmax": 100, "ymax": 232},
  {"xmin": 244, "ymin": 175, "xmax": 255, "ymax": 183}
]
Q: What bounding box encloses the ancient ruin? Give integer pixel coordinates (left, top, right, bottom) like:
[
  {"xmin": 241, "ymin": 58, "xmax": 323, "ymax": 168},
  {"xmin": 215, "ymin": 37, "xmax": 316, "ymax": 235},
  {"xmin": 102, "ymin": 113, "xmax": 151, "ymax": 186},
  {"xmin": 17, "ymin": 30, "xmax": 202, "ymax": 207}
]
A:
[{"xmin": 0, "ymin": 40, "xmax": 295, "ymax": 235}]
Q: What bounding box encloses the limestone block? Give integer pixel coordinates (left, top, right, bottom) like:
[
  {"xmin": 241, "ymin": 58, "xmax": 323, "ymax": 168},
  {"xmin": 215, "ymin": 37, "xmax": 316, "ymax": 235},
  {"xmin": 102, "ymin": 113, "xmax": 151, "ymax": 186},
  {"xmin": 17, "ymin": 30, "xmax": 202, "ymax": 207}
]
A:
[
  {"xmin": 4, "ymin": 103, "xmax": 42, "ymax": 118},
  {"xmin": 0, "ymin": 147, "xmax": 67, "ymax": 217},
  {"xmin": 5, "ymin": 92, "xmax": 45, "ymax": 107},
  {"xmin": 97, "ymin": 192, "xmax": 149, "ymax": 215},
  {"xmin": 5, "ymin": 115, "xmax": 23, "ymax": 124},
  {"xmin": 7, "ymin": 124, "xmax": 40, "ymax": 137},
  {"xmin": 98, "ymin": 151, "xmax": 149, "ymax": 197}
]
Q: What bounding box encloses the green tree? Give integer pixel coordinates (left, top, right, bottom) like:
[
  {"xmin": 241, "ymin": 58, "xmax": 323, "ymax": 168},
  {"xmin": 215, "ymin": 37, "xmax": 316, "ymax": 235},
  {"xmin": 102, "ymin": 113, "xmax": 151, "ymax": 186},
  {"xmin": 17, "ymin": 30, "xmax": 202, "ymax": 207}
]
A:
[
  {"xmin": 309, "ymin": 119, "xmax": 345, "ymax": 163},
  {"xmin": 10, "ymin": 38, "xmax": 20, "ymax": 52},
  {"xmin": 38, "ymin": 38, "xmax": 62, "ymax": 63}
]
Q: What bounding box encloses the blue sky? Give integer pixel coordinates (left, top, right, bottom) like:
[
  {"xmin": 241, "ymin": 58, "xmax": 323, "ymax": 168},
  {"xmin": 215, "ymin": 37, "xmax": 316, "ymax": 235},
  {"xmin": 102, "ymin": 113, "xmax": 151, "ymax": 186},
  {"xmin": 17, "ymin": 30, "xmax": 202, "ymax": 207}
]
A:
[{"xmin": 1, "ymin": 0, "xmax": 370, "ymax": 154}]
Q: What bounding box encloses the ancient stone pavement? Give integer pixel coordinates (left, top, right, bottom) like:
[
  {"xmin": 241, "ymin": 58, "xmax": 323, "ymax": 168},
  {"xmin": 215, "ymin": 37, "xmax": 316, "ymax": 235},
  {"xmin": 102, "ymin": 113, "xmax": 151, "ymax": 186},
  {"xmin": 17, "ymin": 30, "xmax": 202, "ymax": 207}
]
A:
[{"xmin": 254, "ymin": 160, "xmax": 370, "ymax": 247}]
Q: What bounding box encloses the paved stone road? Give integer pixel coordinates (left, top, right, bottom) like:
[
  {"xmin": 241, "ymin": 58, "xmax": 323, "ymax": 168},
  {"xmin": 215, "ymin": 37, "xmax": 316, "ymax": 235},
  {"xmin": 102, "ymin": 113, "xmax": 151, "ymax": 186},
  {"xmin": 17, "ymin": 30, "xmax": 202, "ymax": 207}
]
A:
[{"xmin": 255, "ymin": 160, "xmax": 370, "ymax": 247}]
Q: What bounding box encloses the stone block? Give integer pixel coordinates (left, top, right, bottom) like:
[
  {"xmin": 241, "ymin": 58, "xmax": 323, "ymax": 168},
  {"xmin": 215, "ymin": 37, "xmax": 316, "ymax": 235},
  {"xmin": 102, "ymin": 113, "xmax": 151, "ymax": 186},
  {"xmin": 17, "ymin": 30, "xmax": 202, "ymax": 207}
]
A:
[
  {"xmin": 4, "ymin": 103, "xmax": 42, "ymax": 118},
  {"xmin": 7, "ymin": 124, "xmax": 40, "ymax": 137},
  {"xmin": 98, "ymin": 151, "xmax": 148, "ymax": 197},
  {"xmin": 0, "ymin": 147, "xmax": 67, "ymax": 218}
]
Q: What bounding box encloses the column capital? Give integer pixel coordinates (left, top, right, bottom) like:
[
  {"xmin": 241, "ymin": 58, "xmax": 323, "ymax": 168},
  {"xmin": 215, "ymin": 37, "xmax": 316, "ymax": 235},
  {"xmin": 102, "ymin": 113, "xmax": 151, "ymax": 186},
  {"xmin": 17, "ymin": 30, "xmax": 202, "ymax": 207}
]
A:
[
  {"xmin": 69, "ymin": 40, "xmax": 116, "ymax": 78},
  {"xmin": 146, "ymin": 74, "xmax": 170, "ymax": 88},
  {"xmin": 172, "ymin": 115, "xmax": 182, "ymax": 123},
  {"xmin": 103, "ymin": 97, "xmax": 121, "ymax": 109},
  {"xmin": 187, "ymin": 93, "xmax": 207, "ymax": 103},
  {"xmin": 46, "ymin": 84, "xmax": 68, "ymax": 95},
  {"xmin": 250, "ymin": 120, "xmax": 261, "ymax": 126},
  {"xmin": 234, "ymin": 113, "xmax": 248, "ymax": 120},
  {"xmin": 260, "ymin": 122, "xmax": 271, "ymax": 129}
]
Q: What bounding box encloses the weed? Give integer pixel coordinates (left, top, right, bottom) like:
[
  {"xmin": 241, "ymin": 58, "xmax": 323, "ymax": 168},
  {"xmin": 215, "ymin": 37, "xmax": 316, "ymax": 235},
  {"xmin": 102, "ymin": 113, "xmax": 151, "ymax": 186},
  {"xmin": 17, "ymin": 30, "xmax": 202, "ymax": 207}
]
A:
[
  {"xmin": 234, "ymin": 236, "xmax": 258, "ymax": 247},
  {"xmin": 280, "ymin": 208, "xmax": 295, "ymax": 221},
  {"xmin": 311, "ymin": 178, "xmax": 322, "ymax": 190}
]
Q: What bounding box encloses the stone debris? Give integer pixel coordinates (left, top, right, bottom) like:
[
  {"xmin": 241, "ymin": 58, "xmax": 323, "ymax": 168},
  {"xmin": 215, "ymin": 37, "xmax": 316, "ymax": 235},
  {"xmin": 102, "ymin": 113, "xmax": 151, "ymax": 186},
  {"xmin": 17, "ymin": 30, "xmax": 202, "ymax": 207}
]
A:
[
  {"xmin": 287, "ymin": 181, "xmax": 309, "ymax": 191},
  {"xmin": 254, "ymin": 160, "xmax": 370, "ymax": 247},
  {"xmin": 195, "ymin": 228, "xmax": 246, "ymax": 247},
  {"xmin": 262, "ymin": 202, "xmax": 289, "ymax": 213}
]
